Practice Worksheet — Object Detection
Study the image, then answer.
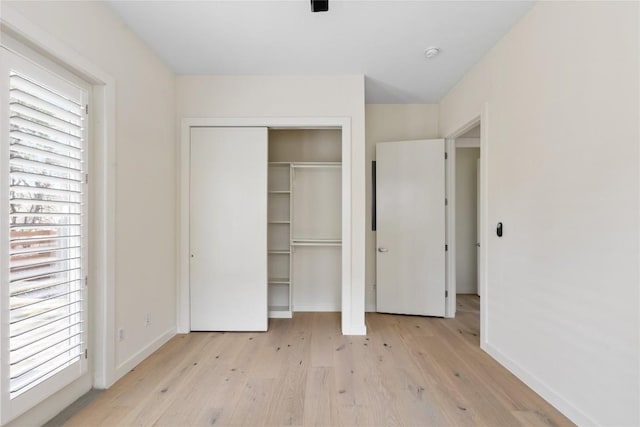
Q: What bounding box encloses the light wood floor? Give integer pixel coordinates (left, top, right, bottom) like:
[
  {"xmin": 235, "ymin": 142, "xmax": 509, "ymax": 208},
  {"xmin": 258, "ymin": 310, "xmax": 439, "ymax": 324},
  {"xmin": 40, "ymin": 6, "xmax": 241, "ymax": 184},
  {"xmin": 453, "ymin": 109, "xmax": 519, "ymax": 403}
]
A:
[{"xmin": 60, "ymin": 296, "xmax": 573, "ymax": 426}]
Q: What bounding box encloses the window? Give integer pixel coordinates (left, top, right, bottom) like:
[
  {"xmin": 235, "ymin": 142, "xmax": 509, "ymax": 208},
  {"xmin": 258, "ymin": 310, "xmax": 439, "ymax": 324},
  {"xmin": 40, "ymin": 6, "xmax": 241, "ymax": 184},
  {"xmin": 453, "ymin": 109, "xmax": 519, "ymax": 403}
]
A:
[{"xmin": 1, "ymin": 46, "xmax": 88, "ymax": 423}]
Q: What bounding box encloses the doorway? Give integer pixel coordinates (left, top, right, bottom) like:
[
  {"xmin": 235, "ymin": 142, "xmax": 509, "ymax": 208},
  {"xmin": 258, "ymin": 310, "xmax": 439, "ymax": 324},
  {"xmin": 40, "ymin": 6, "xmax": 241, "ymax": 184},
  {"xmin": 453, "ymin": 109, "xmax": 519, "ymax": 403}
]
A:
[
  {"xmin": 455, "ymin": 125, "xmax": 481, "ymax": 297},
  {"xmin": 445, "ymin": 109, "xmax": 487, "ymax": 347}
]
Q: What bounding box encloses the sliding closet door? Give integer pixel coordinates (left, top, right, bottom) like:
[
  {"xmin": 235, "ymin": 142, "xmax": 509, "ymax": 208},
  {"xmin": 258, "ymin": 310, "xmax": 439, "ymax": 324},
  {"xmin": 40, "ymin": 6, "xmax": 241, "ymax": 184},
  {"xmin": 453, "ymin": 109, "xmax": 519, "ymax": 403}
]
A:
[{"xmin": 190, "ymin": 127, "xmax": 268, "ymax": 331}]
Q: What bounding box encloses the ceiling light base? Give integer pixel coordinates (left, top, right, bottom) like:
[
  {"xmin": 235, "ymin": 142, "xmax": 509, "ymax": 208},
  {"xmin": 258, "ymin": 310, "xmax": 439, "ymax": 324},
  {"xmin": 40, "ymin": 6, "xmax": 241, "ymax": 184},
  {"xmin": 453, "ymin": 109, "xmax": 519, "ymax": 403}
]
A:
[{"xmin": 311, "ymin": 0, "xmax": 329, "ymax": 13}]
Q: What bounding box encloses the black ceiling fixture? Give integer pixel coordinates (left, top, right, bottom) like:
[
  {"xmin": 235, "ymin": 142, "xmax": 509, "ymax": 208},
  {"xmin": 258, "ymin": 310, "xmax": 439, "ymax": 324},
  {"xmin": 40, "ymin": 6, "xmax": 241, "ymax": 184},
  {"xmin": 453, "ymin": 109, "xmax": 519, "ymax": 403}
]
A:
[{"xmin": 311, "ymin": 0, "xmax": 328, "ymax": 13}]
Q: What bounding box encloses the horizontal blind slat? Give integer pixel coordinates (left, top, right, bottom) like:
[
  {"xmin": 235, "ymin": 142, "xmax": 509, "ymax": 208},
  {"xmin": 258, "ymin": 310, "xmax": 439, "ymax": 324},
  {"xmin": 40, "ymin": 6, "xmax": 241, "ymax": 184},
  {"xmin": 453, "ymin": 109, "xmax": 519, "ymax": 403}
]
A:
[
  {"xmin": 10, "ymin": 234, "xmax": 81, "ymax": 244},
  {"xmin": 9, "ymin": 352, "xmax": 82, "ymax": 395},
  {"xmin": 10, "ymin": 255, "xmax": 81, "ymax": 271},
  {"xmin": 11, "ymin": 278, "xmax": 76, "ymax": 297},
  {"xmin": 10, "ymin": 245, "xmax": 81, "ymax": 257},
  {"xmin": 11, "ymin": 130, "xmax": 83, "ymax": 158},
  {"xmin": 11, "ymin": 199, "xmax": 82, "ymax": 210},
  {"xmin": 10, "ymin": 74, "xmax": 82, "ymax": 113},
  {"xmin": 11, "ymin": 288, "xmax": 82, "ymax": 311},
  {"xmin": 10, "ymin": 321, "xmax": 82, "ymax": 355},
  {"xmin": 10, "ymin": 88, "xmax": 82, "ymax": 124},
  {"xmin": 11, "ymin": 223, "xmax": 81, "ymax": 229},
  {"xmin": 11, "ymin": 185, "xmax": 81, "ymax": 199},
  {"xmin": 10, "ymin": 116, "xmax": 82, "ymax": 146},
  {"xmin": 10, "ymin": 332, "xmax": 83, "ymax": 367},
  {"xmin": 10, "ymin": 103, "xmax": 82, "ymax": 134},
  {"xmin": 11, "ymin": 214, "xmax": 82, "ymax": 223},
  {"xmin": 10, "ymin": 266, "xmax": 81, "ymax": 285},
  {"xmin": 10, "ymin": 300, "xmax": 82, "ymax": 325},
  {"xmin": 10, "ymin": 156, "xmax": 83, "ymax": 175},
  {"xmin": 10, "ymin": 170, "xmax": 83, "ymax": 187},
  {"xmin": 10, "ymin": 312, "xmax": 81, "ymax": 339},
  {"xmin": 11, "ymin": 142, "xmax": 83, "ymax": 167}
]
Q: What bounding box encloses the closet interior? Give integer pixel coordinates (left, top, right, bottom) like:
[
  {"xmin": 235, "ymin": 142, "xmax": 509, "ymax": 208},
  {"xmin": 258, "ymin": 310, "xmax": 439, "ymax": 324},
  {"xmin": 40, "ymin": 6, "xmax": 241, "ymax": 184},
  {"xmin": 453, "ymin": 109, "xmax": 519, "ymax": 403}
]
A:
[{"xmin": 267, "ymin": 129, "xmax": 342, "ymax": 318}]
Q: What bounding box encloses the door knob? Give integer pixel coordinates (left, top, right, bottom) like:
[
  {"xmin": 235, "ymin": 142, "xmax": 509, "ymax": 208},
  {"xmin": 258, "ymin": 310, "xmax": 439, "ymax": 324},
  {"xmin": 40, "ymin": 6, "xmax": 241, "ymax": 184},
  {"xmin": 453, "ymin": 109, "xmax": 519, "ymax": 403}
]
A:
[{"xmin": 378, "ymin": 248, "xmax": 388, "ymax": 253}]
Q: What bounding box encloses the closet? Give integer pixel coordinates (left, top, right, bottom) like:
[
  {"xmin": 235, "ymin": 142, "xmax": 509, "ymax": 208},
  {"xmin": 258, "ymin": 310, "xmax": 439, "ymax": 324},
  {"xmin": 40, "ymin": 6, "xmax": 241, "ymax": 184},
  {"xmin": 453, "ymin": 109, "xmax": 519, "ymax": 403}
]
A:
[
  {"xmin": 189, "ymin": 127, "xmax": 342, "ymax": 331},
  {"xmin": 267, "ymin": 129, "xmax": 342, "ymax": 318}
]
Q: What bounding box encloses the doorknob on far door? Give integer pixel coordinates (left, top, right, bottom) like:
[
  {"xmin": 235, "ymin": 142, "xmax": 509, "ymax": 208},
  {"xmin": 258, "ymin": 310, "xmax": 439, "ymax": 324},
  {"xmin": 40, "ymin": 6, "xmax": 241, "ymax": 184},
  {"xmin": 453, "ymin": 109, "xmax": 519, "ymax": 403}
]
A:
[{"xmin": 378, "ymin": 247, "xmax": 389, "ymax": 253}]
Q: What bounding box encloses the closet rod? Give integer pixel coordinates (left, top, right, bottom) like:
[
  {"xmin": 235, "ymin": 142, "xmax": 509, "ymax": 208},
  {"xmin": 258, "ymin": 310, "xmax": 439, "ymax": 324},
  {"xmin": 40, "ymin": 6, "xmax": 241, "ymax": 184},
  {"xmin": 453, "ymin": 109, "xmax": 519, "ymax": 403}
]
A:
[
  {"xmin": 292, "ymin": 239, "xmax": 342, "ymax": 247},
  {"xmin": 291, "ymin": 162, "xmax": 341, "ymax": 168}
]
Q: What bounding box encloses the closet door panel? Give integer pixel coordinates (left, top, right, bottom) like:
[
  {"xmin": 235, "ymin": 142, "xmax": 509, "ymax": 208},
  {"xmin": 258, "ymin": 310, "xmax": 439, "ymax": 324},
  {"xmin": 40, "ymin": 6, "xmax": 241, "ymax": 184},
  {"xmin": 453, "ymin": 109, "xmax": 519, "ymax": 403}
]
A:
[{"xmin": 190, "ymin": 127, "xmax": 268, "ymax": 331}]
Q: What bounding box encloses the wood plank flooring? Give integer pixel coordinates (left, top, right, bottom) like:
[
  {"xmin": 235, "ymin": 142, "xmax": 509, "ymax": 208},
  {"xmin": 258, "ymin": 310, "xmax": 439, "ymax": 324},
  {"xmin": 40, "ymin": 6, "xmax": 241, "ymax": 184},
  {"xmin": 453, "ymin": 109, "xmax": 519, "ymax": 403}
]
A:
[{"xmin": 61, "ymin": 296, "xmax": 573, "ymax": 426}]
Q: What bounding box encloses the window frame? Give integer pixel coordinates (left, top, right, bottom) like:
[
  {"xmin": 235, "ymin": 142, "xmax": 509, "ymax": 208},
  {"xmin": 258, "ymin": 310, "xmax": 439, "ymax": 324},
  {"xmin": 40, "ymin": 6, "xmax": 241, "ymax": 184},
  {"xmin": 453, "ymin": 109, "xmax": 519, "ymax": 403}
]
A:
[{"xmin": 1, "ymin": 41, "xmax": 90, "ymax": 424}]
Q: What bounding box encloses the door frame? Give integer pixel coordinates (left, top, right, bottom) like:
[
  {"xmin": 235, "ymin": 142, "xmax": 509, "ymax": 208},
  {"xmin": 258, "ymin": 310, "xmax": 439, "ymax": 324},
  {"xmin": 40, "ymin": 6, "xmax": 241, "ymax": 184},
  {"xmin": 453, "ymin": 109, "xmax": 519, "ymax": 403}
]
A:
[
  {"xmin": 1, "ymin": 5, "xmax": 117, "ymax": 394},
  {"xmin": 178, "ymin": 117, "xmax": 357, "ymax": 335},
  {"xmin": 444, "ymin": 104, "xmax": 489, "ymax": 347}
]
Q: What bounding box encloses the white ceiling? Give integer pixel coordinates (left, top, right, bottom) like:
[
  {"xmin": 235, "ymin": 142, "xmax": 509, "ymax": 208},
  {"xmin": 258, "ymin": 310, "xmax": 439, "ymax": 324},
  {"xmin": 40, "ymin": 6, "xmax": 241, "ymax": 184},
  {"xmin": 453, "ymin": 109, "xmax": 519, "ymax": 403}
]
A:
[{"xmin": 106, "ymin": 1, "xmax": 533, "ymax": 103}]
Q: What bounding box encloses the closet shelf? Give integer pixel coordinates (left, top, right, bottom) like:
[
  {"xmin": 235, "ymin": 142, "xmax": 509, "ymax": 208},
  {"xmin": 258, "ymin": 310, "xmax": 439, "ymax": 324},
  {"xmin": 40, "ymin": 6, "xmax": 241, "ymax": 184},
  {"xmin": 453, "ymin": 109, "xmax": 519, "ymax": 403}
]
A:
[
  {"xmin": 292, "ymin": 238, "xmax": 342, "ymax": 247},
  {"xmin": 268, "ymin": 250, "xmax": 290, "ymax": 254},
  {"xmin": 268, "ymin": 220, "xmax": 290, "ymax": 224},
  {"xmin": 268, "ymin": 306, "xmax": 292, "ymax": 318},
  {"xmin": 268, "ymin": 252, "xmax": 290, "ymax": 257},
  {"xmin": 268, "ymin": 278, "xmax": 290, "ymax": 284},
  {"xmin": 291, "ymin": 162, "xmax": 341, "ymax": 168},
  {"xmin": 269, "ymin": 190, "xmax": 291, "ymax": 194}
]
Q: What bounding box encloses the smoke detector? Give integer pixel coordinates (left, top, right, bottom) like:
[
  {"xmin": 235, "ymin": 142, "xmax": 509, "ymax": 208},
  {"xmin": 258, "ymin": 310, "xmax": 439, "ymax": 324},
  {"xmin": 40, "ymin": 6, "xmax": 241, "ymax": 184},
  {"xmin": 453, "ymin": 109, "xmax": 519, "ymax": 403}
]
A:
[{"xmin": 424, "ymin": 47, "xmax": 441, "ymax": 59}]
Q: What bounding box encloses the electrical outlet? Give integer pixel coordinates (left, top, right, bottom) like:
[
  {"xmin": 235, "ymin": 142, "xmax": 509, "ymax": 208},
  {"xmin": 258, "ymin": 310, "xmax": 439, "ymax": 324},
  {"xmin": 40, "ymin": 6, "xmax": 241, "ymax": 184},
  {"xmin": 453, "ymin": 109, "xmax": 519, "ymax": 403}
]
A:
[
  {"xmin": 119, "ymin": 329, "xmax": 125, "ymax": 341},
  {"xmin": 145, "ymin": 313, "xmax": 151, "ymax": 326}
]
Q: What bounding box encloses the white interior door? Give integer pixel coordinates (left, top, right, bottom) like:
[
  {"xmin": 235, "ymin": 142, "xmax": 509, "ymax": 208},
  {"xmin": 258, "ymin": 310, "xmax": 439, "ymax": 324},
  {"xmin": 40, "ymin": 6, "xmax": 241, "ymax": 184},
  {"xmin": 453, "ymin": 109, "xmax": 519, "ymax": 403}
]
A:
[
  {"xmin": 376, "ymin": 139, "xmax": 446, "ymax": 316},
  {"xmin": 190, "ymin": 127, "xmax": 268, "ymax": 331}
]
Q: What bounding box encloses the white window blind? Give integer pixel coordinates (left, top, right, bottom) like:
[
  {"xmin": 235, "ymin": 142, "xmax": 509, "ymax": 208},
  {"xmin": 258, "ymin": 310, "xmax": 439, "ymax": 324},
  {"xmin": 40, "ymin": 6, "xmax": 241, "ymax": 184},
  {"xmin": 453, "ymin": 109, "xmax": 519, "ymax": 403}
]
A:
[{"xmin": 7, "ymin": 70, "xmax": 86, "ymax": 399}]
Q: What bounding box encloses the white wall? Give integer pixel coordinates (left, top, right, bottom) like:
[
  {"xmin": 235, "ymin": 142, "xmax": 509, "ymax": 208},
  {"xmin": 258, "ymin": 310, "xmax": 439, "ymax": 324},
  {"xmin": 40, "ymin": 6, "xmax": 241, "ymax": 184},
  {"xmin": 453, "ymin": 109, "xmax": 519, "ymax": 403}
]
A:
[
  {"xmin": 3, "ymin": 2, "xmax": 177, "ymax": 425},
  {"xmin": 440, "ymin": 2, "xmax": 639, "ymax": 425},
  {"xmin": 455, "ymin": 147, "xmax": 479, "ymax": 294},
  {"xmin": 364, "ymin": 104, "xmax": 439, "ymax": 310},
  {"xmin": 176, "ymin": 75, "xmax": 366, "ymax": 334}
]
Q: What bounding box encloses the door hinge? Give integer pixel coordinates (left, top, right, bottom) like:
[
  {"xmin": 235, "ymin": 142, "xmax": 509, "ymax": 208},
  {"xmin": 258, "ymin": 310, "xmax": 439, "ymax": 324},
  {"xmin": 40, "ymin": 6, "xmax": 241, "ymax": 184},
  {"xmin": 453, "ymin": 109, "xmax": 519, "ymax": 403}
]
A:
[
  {"xmin": 445, "ymin": 290, "xmax": 448, "ymax": 298},
  {"xmin": 445, "ymin": 244, "xmax": 448, "ymax": 251},
  {"xmin": 85, "ymin": 349, "xmax": 88, "ymax": 359},
  {"xmin": 445, "ymin": 152, "xmax": 448, "ymax": 160},
  {"xmin": 445, "ymin": 198, "xmax": 448, "ymax": 206},
  {"xmin": 85, "ymin": 173, "xmax": 89, "ymax": 184},
  {"xmin": 85, "ymin": 104, "xmax": 89, "ymax": 115},
  {"xmin": 85, "ymin": 276, "xmax": 88, "ymax": 287}
]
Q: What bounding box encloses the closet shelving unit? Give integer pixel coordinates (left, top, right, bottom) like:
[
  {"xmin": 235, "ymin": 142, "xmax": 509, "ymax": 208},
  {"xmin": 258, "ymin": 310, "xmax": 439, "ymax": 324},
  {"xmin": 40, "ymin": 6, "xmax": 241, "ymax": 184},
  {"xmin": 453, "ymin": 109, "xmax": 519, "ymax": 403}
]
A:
[
  {"xmin": 267, "ymin": 163, "xmax": 293, "ymax": 318},
  {"xmin": 267, "ymin": 160, "xmax": 342, "ymax": 318}
]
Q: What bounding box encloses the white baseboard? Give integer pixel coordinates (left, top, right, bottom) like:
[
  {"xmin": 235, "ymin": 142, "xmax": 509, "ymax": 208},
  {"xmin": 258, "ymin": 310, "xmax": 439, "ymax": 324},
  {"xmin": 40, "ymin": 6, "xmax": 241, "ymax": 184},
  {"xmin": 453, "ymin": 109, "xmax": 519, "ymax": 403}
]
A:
[
  {"xmin": 293, "ymin": 305, "xmax": 341, "ymax": 312},
  {"xmin": 482, "ymin": 342, "xmax": 596, "ymax": 426},
  {"xmin": 114, "ymin": 328, "xmax": 176, "ymax": 382}
]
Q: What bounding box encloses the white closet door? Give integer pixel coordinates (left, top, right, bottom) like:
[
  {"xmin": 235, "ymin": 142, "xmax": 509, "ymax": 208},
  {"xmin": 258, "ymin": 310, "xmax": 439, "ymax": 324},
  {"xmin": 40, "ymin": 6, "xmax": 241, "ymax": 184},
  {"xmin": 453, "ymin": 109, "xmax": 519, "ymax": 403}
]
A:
[
  {"xmin": 190, "ymin": 127, "xmax": 268, "ymax": 331},
  {"xmin": 376, "ymin": 139, "xmax": 445, "ymax": 317}
]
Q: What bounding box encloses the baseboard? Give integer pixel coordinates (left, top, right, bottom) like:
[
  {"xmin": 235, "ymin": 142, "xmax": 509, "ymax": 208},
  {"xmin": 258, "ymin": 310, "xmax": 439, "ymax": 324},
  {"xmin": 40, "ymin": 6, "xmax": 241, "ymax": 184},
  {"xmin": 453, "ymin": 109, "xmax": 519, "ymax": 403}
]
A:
[
  {"xmin": 293, "ymin": 305, "xmax": 341, "ymax": 312},
  {"xmin": 482, "ymin": 341, "xmax": 597, "ymax": 426},
  {"xmin": 114, "ymin": 328, "xmax": 176, "ymax": 381}
]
